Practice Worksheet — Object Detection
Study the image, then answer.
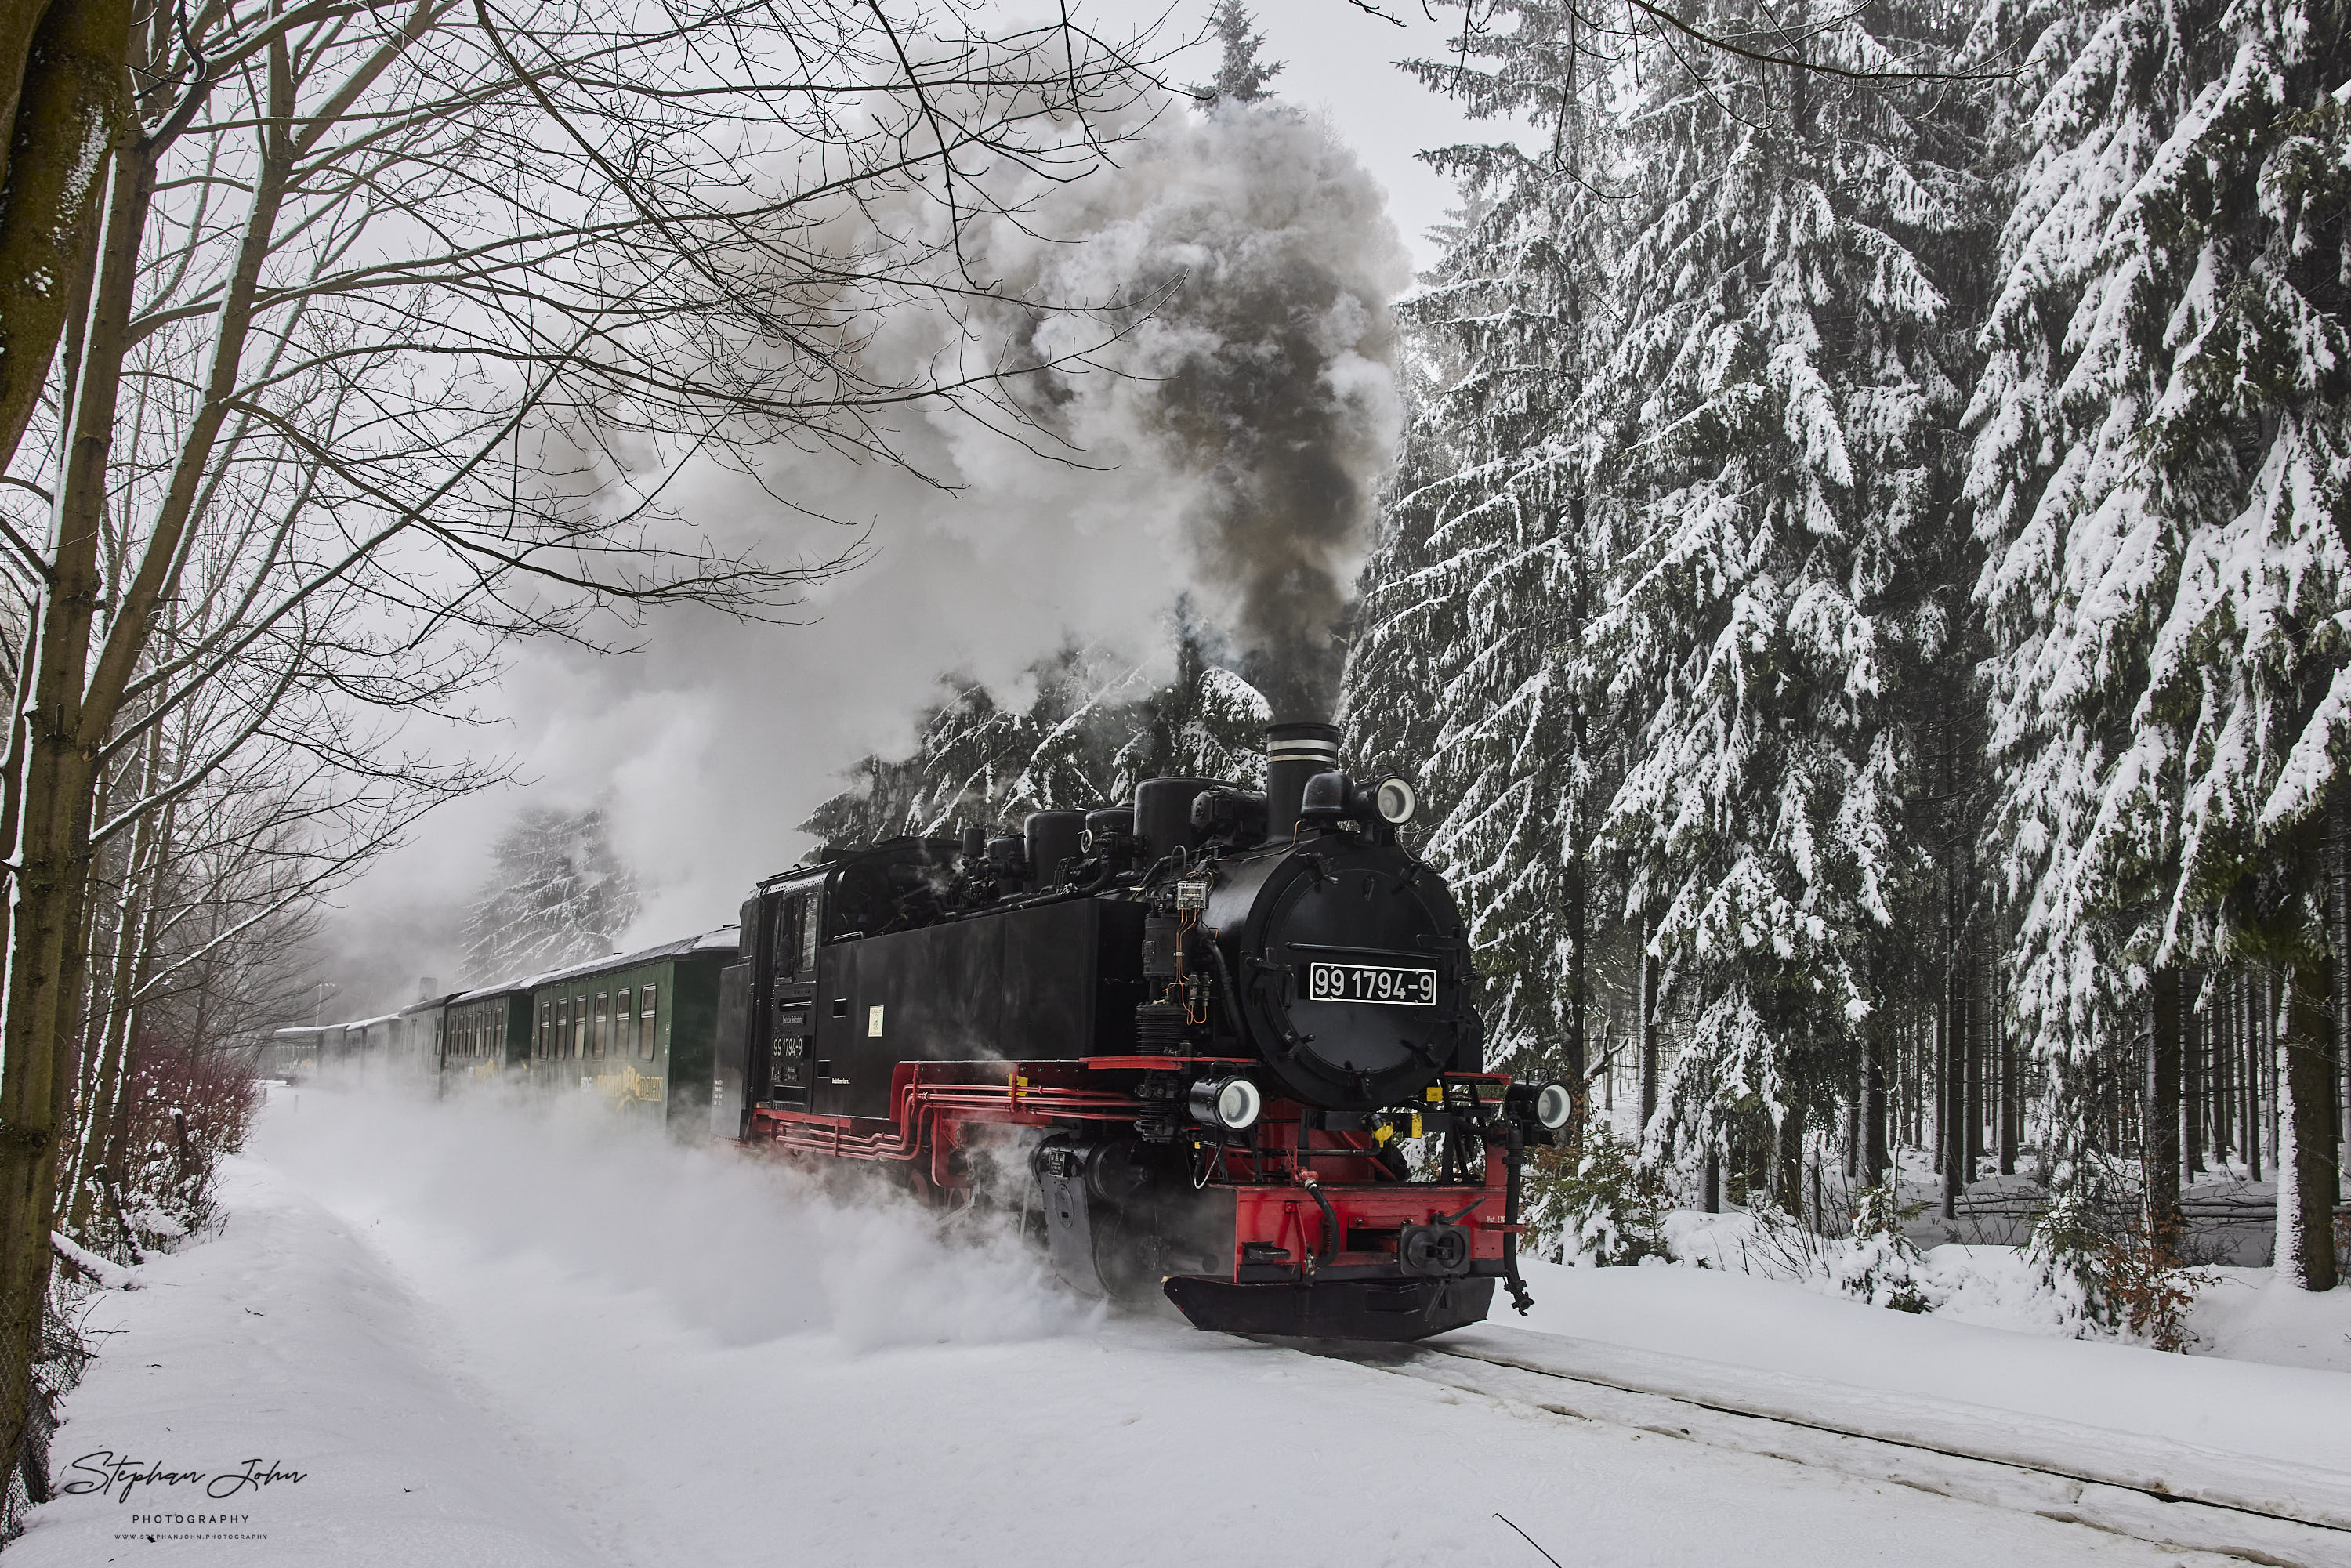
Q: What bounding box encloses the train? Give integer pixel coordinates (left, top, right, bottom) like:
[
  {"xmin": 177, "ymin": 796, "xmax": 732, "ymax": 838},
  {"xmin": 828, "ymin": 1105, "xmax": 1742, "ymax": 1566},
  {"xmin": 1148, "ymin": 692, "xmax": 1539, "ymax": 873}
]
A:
[
  {"xmin": 271, "ymin": 720, "xmax": 1570, "ymax": 1341},
  {"xmin": 260, "ymin": 930, "xmax": 737, "ymax": 1123}
]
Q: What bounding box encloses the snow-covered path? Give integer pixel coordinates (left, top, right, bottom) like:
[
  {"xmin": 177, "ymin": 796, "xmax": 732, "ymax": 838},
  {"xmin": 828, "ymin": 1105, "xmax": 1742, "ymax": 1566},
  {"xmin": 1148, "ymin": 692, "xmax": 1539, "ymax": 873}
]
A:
[{"xmin": 14, "ymin": 1090, "xmax": 2335, "ymax": 1566}]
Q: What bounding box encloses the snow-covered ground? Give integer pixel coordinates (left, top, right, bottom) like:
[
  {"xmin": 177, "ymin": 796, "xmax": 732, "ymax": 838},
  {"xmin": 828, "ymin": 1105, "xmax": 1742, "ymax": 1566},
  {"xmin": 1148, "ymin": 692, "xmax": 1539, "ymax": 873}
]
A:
[{"xmin": 16, "ymin": 1087, "xmax": 2350, "ymax": 1566}]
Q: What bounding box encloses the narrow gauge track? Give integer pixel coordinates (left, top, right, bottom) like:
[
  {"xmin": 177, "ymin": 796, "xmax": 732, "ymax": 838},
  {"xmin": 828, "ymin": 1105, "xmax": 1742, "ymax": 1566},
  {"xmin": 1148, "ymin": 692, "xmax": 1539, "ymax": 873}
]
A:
[{"xmin": 1283, "ymin": 1329, "xmax": 2351, "ymax": 1567}]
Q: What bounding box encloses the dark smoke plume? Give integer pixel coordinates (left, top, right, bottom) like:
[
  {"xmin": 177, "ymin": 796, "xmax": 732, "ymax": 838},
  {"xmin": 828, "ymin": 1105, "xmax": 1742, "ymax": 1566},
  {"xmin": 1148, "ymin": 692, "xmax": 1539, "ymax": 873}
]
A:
[
  {"xmin": 1152, "ymin": 249, "xmax": 1396, "ymax": 719},
  {"xmin": 999, "ymin": 99, "xmax": 1407, "ymax": 722}
]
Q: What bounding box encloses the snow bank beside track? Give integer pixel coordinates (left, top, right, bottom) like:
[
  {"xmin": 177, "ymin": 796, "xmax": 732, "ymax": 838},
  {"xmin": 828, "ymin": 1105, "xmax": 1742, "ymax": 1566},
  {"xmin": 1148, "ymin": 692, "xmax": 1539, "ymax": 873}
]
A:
[
  {"xmin": 1509, "ymin": 1258, "xmax": 2351, "ymax": 1478},
  {"xmin": 10, "ymin": 1156, "xmax": 599, "ymax": 1567}
]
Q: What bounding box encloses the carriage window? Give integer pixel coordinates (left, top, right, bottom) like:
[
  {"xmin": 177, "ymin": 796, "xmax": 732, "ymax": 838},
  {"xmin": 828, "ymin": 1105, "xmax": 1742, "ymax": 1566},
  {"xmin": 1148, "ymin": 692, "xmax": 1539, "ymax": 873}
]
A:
[
  {"xmin": 571, "ymin": 994, "xmax": 586, "ymax": 1056},
  {"xmin": 618, "ymin": 990, "xmax": 632, "ymax": 1056},
  {"xmin": 557, "ymin": 997, "xmax": 571, "ymax": 1058},
  {"xmin": 641, "ymin": 984, "xmax": 657, "ymax": 1019},
  {"xmin": 537, "ymin": 1001, "xmax": 549, "ymax": 1059},
  {"xmin": 592, "ymin": 993, "xmax": 607, "ymax": 1056}
]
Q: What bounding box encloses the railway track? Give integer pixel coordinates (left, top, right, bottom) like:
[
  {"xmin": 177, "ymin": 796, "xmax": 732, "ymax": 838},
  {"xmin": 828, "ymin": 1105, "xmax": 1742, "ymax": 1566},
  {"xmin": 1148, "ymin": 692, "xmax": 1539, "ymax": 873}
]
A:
[{"xmin": 1291, "ymin": 1326, "xmax": 2351, "ymax": 1567}]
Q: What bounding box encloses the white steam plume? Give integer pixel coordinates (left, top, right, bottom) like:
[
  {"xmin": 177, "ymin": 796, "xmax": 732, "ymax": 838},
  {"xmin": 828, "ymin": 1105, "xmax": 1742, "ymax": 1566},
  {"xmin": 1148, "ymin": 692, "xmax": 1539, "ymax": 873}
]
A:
[{"xmin": 255, "ymin": 1083, "xmax": 1086, "ymax": 1351}]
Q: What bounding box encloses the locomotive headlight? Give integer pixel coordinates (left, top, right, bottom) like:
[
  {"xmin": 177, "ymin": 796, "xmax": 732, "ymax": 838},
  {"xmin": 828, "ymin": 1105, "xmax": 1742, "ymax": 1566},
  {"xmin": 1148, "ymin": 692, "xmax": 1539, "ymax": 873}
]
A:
[
  {"xmin": 1373, "ymin": 777, "xmax": 1417, "ymax": 826},
  {"xmin": 1533, "ymin": 1081, "xmax": 1574, "ymax": 1132},
  {"xmin": 1190, "ymin": 1075, "xmax": 1262, "ymax": 1132}
]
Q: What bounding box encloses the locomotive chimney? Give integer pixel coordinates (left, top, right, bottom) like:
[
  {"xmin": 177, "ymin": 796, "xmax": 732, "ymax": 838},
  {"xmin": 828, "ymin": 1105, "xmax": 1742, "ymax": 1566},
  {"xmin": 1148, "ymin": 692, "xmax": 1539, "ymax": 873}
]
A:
[{"xmin": 1264, "ymin": 721, "xmax": 1340, "ymax": 843}]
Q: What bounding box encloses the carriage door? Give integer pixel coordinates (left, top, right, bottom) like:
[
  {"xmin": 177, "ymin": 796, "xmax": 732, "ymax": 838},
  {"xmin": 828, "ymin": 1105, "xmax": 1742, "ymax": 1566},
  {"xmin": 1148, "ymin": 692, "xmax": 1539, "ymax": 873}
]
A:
[{"xmin": 767, "ymin": 889, "xmax": 820, "ymax": 1106}]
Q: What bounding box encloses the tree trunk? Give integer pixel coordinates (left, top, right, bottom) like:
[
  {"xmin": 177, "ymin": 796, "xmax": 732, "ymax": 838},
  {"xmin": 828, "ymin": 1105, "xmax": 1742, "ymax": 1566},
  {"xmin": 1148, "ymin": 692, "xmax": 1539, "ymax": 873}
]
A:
[
  {"xmin": 1864, "ymin": 1017, "xmax": 1888, "ymax": 1185},
  {"xmin": 2283, "ymin": 960, "xmax": 2340, "ymax": 1291},
  {"xmin": 1637, "ymin": 936, "xmax": 1657, "ymax": 1135},
  {"xmin": 2185, "ymin": 971, "xmax": 2205, "ymax": 1177},
  {"xmin": 1562, "ymin": 712, "xmax": 1586, "ymax": 1140},
  {"xmin": 2336, "ymin": 796, "xmax": 2350, "ymax": 1211},
  {"xmin": 2148, "ymin": 966, "xmax": 2183, "ymax": 1242},
  {"xmin": 1776, "ymin": 1101, "xmax": 1805, "ymax": 1219},
  {"xmin": 63, "ymin": 747, "xmax": 161, "ymax": 1237},
  {"xmin": 2215, "ymin": 971, "xmax": 2235, "ymax": 1167},
  {"xmin": 2248, "ymin": 969, "xmax": 2265, "ymax": 1183},
  {"xmin": 1941, "ymin": 954, "xmax": 1964, "ymax": 1219},
  {"xmin": 1999, "ymin": 989, "xmax": 2021, "ymax": 1176},
  {"xmin": 1964, "ymin": 943, "xmax": 1983, "ymax": 1170},
  {"xmin": 0, "ymin": 127, "xmax": 150, "ymax": 1484},
  {"xmin": 0, "ymin": 0, "xmax": 132, "ymax": 474},
  {"xmin": 0, "ymin": 0, "xmax": 54, "ymax": 194}
]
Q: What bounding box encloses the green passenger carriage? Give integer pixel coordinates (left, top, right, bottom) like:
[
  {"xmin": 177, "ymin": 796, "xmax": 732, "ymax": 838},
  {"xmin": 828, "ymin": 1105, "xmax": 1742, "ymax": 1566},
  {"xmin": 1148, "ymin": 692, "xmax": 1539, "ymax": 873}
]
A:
[
  {"xmin": 437, "ymin": 985, "xmax": 531, "ymax": 1084},
  {"xmin": 519, "ymin": 930, "xmax": 737, "ymax": 1130}
]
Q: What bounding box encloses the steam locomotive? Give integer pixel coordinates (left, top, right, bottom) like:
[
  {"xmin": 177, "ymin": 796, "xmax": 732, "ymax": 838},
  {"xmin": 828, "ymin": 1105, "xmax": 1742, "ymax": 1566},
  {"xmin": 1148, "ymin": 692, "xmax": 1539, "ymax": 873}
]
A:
[{"xmin": 710, "ymin": 722, "xmax": 1572, "ymax": 1340}]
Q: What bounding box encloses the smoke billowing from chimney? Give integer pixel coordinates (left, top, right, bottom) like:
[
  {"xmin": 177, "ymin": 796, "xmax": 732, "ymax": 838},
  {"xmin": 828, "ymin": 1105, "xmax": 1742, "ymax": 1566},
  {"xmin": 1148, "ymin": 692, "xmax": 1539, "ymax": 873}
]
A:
[{"xmin": 992, "ymin": 100, "xmax": 1408, "ymax": 721}]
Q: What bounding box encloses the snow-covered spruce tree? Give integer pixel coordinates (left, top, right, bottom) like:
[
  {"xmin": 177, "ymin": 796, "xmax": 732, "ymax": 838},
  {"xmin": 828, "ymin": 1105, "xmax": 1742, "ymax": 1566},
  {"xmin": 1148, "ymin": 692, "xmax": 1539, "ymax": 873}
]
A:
[
  {"xmin": 802, "ymin": 675, "xmax": 1068, "ymax": 849},
  {"xmin": 459, "ymin": 807, "xmax": 643, "ymax": 983},
  {"xmin": 1966, "ymin": 0, "xmax": 2351, "ymax": 1287},
  {"xmin": 803, "ymin": 636, "xmax": 1270, "ymax": 846},
  {"xmin": 1590, "ymin": 0, "xmax": 1980, "ymax": 1205},
  {"xmin": 1347, "ymin": 1, "xmax": 1627, "ymax": 1099},
  {"xmin": 1965, "ymin": 0, "xmax": 2222, "ymax": 1190},
  {"xmin": 1188, "ymin": 1, "xmax": 1281, "ymax": 108},
  {"xmin": 1111, "ymin": 629, "xmax": 1273, "ymax": 795}
]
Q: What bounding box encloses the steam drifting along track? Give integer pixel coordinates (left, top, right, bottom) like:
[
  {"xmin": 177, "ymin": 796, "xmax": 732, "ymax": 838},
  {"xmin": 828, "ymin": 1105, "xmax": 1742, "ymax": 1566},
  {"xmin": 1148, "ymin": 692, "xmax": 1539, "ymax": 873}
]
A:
[{"xmin": 1293, "ymin": 1327, "xmax": 2351, "ymax": 1567}]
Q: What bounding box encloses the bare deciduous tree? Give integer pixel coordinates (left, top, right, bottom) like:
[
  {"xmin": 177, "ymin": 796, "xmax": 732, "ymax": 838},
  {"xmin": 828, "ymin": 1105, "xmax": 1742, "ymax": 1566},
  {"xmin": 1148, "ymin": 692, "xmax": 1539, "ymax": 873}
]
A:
[{"xmin": 0, "ymin": 0, "xmax": 1168, "ymax": 1512}]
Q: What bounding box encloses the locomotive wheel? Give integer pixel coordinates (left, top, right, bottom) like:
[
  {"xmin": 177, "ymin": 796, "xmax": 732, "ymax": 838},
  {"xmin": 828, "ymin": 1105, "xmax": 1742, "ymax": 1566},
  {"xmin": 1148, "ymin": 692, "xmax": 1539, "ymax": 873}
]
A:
[{"xmin": 1089, "ymin": 1207, "xmax": 1165, "ymax": 1305}]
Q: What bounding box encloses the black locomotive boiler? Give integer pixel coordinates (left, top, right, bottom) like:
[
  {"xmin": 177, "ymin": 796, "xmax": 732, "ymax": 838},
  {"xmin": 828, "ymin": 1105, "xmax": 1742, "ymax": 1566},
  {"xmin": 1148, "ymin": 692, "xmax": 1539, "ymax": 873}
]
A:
[{"xmin": 710, "ymin": 721, "xmax": 1571, "ymax": 1339}]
